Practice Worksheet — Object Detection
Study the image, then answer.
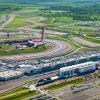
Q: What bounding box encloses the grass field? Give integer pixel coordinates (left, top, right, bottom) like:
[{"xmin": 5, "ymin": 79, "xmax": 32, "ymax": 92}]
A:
[
  {"xmin": 8, "ymin": 17, "xmax": 32, "ymax": 28},
  {"xmin": 0, "ymin": 89, "xmax": 39, "ymax": 100},
  {"xmin": 0, "ymin": 87, "xmax": 27, "ymax": 97},
  {"xmin": 6, "ymin": 17, "xmax": 38, "ymax": 28},
  {"xmin": 44, "ymin": 78, "xmax": 86, "ymax": 91}
]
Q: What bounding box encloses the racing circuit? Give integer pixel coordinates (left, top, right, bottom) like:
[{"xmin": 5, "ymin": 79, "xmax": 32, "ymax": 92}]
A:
[
  {"xmin": 72, "ymin": 37, "xmax": 100, "ymax": 48},
  {"xmin": 0, "ymin": 14, "xmax": 100, "ymax": 100},
  {"xmin": 0, "ymin": 39, "xmax": 73, "ymax": 61}
]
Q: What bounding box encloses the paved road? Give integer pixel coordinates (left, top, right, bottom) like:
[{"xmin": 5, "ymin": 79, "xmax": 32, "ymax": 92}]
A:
[
  {"xmin": 0, "ymin": 14, "xmax": 15, "ymax": 30},
  {"xmin": 19, "ymin": 27, "xmax": 67, "ymax": 35},
  {"xmin": 0, "ymin": 39, "xmax": 72, "ymax": 61},
  {"xmin": 72, "ymin": 37, "xmax": 100, "ymax": 48}
]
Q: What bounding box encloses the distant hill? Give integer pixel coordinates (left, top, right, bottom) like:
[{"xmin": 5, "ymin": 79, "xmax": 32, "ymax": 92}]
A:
[
  {"xmin": 0, "ymin": 0, "xmax": 99, "ymax": 4},
  {"xmin": 0, "ymin": 0, "xmax": 60, "ymax": 3}
]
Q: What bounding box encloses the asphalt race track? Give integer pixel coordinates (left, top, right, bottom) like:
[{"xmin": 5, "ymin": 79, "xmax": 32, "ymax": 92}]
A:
[
  {"xmin": 72, "ymin": 37, "xmax": 100, "ymax": 48},
  {"xmin": 0, "ymin": 39, "xmax": 72, "ymax": 61}
]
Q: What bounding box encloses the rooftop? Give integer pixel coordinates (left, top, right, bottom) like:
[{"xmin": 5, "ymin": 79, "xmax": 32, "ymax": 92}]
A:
[{"xmin": 60, "ymin": 62, "xmax": 96, "ymax": 72}]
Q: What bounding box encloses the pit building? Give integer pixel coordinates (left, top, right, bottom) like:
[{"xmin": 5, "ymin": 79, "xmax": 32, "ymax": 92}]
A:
[{"xmin": 58, "ymin": 62, "xmax": 97, "ymax": 78}]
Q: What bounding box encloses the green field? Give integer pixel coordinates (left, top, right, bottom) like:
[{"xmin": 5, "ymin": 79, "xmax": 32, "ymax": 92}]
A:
[
  {"xmin": 6, "ymin": 17, "xmax": 38, "ymax": 28},
  {"xmin": 44, "ymin": 78, "xmax": 86, "ymax": 91},
  {"xmin": 0, "ymin": 89, "xmax": 39, "ymax": 100}
]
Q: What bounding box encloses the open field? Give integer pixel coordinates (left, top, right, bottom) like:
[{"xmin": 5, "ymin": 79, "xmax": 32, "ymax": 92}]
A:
[
  {"xmin": 0, "ymin": 89, "xmax": 39, "ymax": 100},
  {"xmin": 6, "ymin": 17, "xmax": 39, "ymax": 28}
]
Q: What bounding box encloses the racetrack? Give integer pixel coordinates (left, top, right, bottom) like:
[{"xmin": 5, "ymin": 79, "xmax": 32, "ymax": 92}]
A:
[
  {"xmin": 0, "ymin": 39, "xmax": 72, "ymax": 61},
  {"xmin": 72, "ymin": 37, "xmax": 100, "ymax": 48}
]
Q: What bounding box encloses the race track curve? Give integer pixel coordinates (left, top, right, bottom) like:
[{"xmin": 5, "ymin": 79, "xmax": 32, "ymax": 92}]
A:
[{"xmin": 0, "ymin": 40, "xmax": 72, "ymax": 61}]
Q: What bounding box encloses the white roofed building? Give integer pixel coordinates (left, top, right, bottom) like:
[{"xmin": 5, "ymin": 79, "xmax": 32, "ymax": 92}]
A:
[{"xmin": 59, "ymin": 62, "xmax": 96, "ymax": 78}]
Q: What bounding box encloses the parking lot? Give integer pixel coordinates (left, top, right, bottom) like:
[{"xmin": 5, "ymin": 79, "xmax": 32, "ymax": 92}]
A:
[{"xmin": 29, "ymin": 94, "xmax": 57, "ymax": 100}]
